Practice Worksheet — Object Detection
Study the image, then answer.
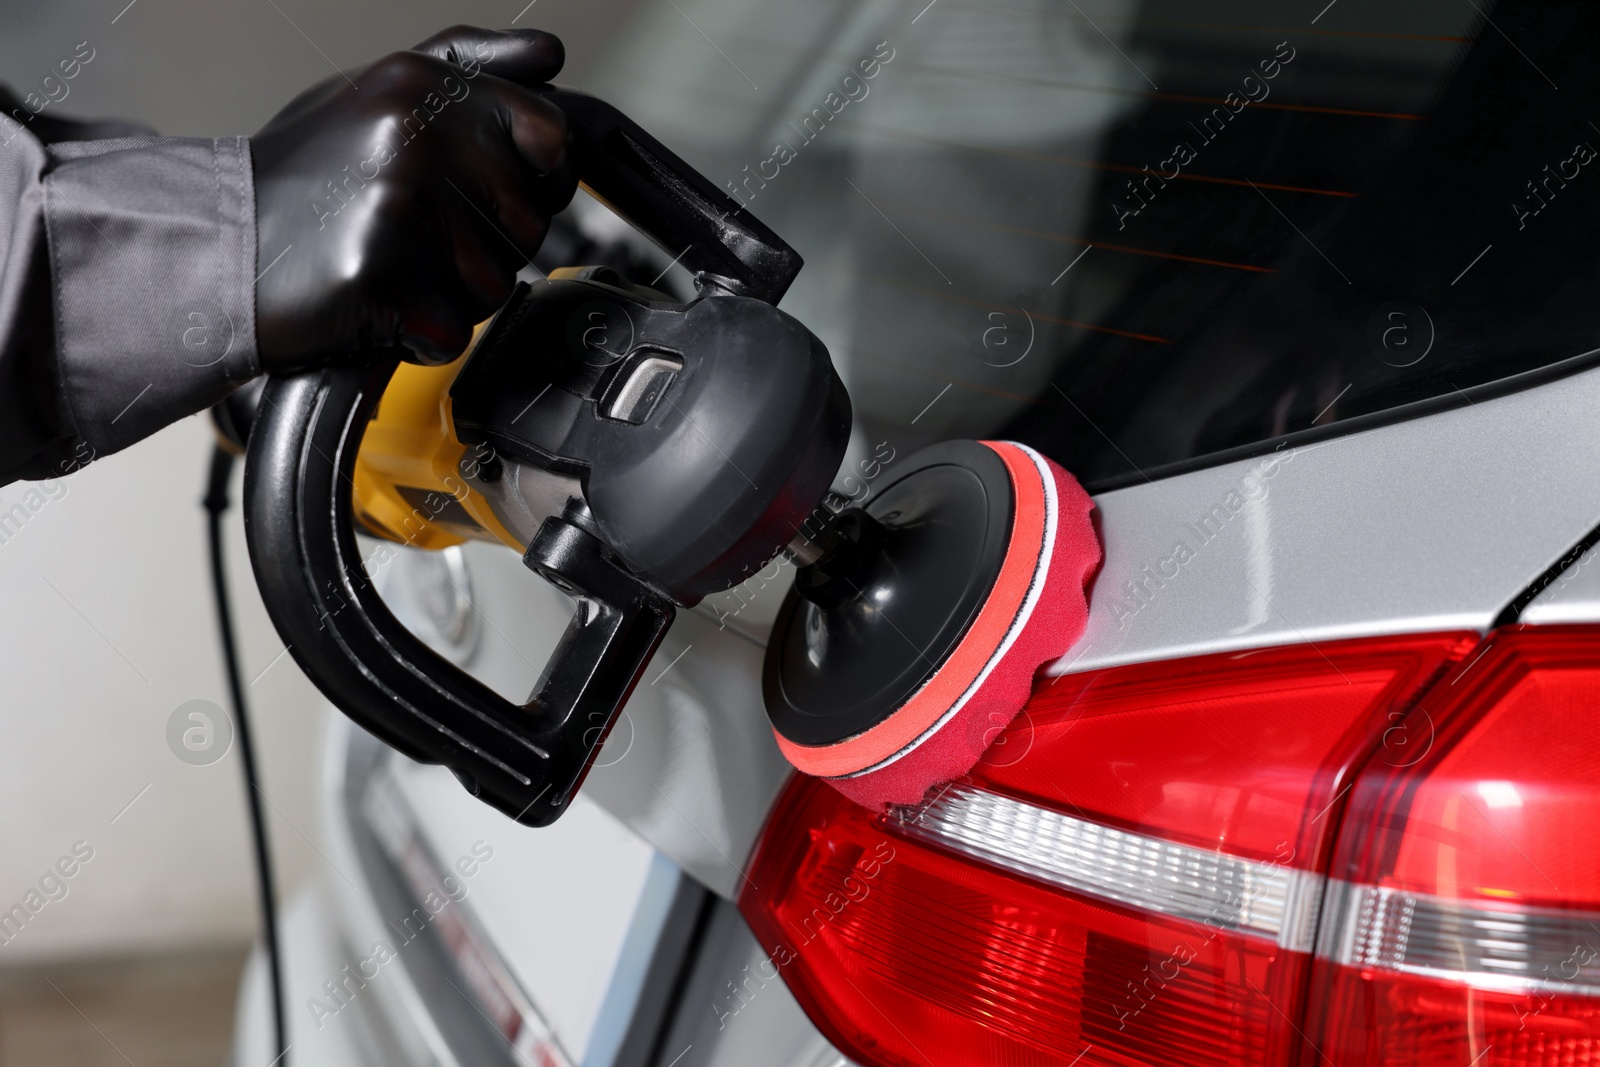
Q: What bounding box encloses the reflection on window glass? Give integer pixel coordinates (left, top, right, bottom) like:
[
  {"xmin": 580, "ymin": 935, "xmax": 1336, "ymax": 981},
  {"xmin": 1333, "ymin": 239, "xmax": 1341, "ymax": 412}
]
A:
[{"xmin": 589, "ymin": 0, "xmax": 1600, "ymax": 487}]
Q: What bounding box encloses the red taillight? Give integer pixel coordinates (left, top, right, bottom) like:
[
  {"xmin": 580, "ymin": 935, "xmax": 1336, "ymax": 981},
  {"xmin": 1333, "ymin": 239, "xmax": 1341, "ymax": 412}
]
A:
[
  {"xmin": 1304, "ymin": 626, "xmax": 1600, "ymax": 1065},
  {"xmin": 740, "ymin": 634, "xmax": 1469, "ymax": 1067}
]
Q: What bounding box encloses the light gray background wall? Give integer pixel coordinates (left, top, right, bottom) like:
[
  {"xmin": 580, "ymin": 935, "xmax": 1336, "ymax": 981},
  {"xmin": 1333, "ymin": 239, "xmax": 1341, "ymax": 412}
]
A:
[{"xmin": 0, "ymin": 0, "xmax": 641, "ymax": 962}]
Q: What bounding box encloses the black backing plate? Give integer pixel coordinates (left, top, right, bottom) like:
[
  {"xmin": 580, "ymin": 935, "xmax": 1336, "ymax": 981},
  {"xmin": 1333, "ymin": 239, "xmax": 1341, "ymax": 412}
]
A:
[{"xmin": 763, "ymin": 440, "xmax": 1014, "ymax": 747}]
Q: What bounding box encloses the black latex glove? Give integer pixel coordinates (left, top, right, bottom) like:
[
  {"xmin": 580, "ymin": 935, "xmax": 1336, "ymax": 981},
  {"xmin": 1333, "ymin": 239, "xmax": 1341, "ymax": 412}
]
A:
[{"xmin": 251, "ymin": 26, "xmax": 577, "ymax": 370}]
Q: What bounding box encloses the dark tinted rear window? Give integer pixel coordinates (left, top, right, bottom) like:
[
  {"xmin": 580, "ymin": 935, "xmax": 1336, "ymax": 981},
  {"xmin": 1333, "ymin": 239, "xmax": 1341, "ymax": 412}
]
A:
[{"xmin": 590, "ymin": 0, "xmax": 1600, "ymax": 487}]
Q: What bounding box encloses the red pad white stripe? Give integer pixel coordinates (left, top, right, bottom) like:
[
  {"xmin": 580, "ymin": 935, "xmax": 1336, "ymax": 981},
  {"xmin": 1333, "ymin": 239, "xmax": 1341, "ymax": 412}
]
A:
[{"xmin": 776, "ymin": 441, "xmax": 1100, "ymax": 809}]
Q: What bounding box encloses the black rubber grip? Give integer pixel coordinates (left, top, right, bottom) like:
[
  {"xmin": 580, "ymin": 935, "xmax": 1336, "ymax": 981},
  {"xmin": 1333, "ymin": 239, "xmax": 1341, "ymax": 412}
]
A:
[
  {"xmin": 538, "ymin": 87, "xmax": 801, "ymax": 305},
  {"xmin": 241, "ymin": 358, "xmax": 674, "ymax": 826}
]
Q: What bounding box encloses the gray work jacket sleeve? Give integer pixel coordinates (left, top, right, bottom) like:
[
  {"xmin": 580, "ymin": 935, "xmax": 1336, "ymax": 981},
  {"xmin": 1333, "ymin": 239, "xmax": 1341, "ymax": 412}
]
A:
[{"xmin": 0, "ymin": 110, "xmax": 259, "ymax": 484}]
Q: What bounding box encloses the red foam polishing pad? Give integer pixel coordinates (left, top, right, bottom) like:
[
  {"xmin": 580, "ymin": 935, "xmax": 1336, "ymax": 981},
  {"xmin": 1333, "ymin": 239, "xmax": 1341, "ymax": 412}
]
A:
[{"xmin": 776, "ymin": 441, "xmax": 1100, "ymax": 809}]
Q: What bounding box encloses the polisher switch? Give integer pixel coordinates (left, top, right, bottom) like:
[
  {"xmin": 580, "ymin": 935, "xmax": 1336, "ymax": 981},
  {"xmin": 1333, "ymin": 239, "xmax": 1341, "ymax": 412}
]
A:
[{"xmin": 771, "ymin": 441, "xmax": 1100, "ymax": 809}]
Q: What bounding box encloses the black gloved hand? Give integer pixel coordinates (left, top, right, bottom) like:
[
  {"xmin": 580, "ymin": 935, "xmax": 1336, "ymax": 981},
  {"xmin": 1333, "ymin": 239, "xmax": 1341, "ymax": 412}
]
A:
[{"xmin": 251, "ymin": 26, "xmax": 577, "ymax": 370}]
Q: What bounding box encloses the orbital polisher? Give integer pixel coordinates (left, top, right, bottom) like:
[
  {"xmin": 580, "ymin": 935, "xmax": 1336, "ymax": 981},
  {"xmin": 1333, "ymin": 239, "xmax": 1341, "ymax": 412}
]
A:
[{"xmin": 242, "ymin": 89, "xmax": 1099, "ymax": 826}]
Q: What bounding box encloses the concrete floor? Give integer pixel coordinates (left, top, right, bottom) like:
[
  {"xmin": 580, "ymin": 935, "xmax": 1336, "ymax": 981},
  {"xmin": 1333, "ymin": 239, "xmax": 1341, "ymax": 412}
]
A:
[{"xmin": 0, "ymin": 947, "xmax": 247, "ymax": 1067}]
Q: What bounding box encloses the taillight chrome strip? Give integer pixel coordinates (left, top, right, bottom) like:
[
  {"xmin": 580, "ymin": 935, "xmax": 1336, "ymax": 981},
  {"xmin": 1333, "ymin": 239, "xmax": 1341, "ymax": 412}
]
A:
[
  {"xmin": 364, "ymin": 768, "xmax": 576, "ymax": 1066},
  {"xmin": 1319, "ymin": 881, "xmax": 1600, "ymax": 996},
  {"xmin": 887, "ymin": 782, "xmax": 1324, "ymax": 951}
]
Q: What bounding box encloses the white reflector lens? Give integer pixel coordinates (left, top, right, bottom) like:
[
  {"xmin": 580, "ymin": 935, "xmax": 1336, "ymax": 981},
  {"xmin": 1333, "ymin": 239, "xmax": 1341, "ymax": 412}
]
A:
[{"xmin": 888, "ymin": 782, "xmax": 1323, "ymax": 950}]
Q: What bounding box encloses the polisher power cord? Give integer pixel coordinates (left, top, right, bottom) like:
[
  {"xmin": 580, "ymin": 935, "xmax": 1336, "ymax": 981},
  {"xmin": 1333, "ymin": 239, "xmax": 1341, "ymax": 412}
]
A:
[{"xmin": 204, "ymin": 445, "xmax": 288, "ymax": 1067}]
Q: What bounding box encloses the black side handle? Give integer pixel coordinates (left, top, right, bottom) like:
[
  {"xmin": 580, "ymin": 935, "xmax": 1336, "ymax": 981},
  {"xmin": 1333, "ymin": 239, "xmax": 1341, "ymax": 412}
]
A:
[
  {"xmin": 242, "ymin": 358, "xmax": 674, "ymax": 826},
  {"xmin": 537, "ymin": 87, "xmax": 800, "ymax": 305}
]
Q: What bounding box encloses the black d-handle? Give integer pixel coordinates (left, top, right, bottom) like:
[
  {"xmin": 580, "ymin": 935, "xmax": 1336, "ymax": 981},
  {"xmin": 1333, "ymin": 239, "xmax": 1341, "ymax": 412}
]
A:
[
  {"xmin": 243, "ymin": 356, "xmax": 675, "ymax": 826},
  {"xmin": 538, "ymin": 87, "xmax": 800, "ymax": 305}
]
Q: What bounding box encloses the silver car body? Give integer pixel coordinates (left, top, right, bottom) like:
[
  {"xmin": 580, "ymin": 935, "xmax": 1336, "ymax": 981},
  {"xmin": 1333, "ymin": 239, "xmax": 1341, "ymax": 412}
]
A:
[
  {"xmin": 233, "ymin": 349, "xmax": 1600, "ymax": 1067},
  {"xmin": 234, "ymin": 0, "xmax": 1600, "ymax": 1060}
]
